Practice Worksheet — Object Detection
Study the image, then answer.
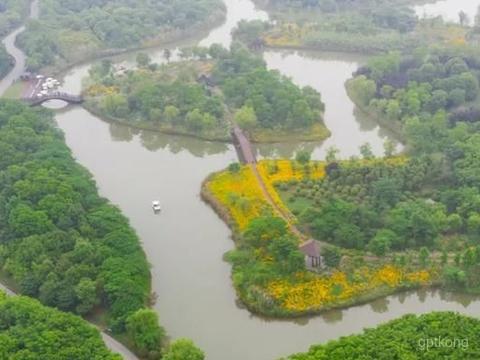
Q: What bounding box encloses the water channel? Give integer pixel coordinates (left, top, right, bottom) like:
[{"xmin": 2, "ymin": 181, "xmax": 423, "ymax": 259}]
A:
[{"xmin": 2, "ymin": 0, "xmax": 480, "ymax": 359}]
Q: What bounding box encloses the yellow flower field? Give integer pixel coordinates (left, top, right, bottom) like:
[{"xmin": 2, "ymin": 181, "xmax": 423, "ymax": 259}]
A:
[
  {"xmin": 266, "ymin": 265, "xmax": 431, "ymax": 312},
  {"xmin": 207, "ymin": 166, "xmax": 272, "ymax": 230}
]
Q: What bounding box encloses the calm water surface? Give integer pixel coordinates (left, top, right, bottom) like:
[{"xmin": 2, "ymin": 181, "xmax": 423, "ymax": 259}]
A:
[
  {"xmin": 5, "ymin": 0, "xmax": 480, "ymax": 359},
  {"xmin": 415, "ymin": 0, "xmax": 480, "ymax": 23}
]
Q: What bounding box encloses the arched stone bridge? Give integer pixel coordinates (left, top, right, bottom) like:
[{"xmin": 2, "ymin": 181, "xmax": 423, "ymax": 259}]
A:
[{"xmin": 23, "ymin": 92, "xmax": 84, "ymax": 106}]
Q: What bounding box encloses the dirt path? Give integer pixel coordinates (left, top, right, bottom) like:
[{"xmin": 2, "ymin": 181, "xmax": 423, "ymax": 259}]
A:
[{"xmin": 249, "ymin": 163, "xmax": 307, "ymax": 241}]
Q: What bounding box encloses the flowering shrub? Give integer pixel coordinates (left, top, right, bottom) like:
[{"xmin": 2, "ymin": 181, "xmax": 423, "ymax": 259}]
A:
[
  {"xmin": 207, "ymin": 165, "xmax": 272, "ymax": 229},
  {"xmin": 266, "ymin": 265, "xmax": 432, "ymax": 312}
]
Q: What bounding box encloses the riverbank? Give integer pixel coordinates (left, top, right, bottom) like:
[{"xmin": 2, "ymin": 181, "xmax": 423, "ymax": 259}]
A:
[
  {"xmin": 345, "ymin": 79, "xmax": 405, "ymax": 140},
  {"xmin": 83, "ymin": 101, "xmax": 233, "ymax": 143}
]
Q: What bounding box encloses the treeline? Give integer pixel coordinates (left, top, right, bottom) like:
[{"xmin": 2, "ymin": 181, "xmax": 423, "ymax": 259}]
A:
[
  {"xmin": 17, "ymin": 0, "xmax": 225, "ymax": 71},
  {"xmin": 0, "ymin": 100, "xmax": 166, "ymax": 357},
  {"xmin": 0, "ymin": 293, "xmax": 120, "ymax": 359},
  {"xmin": 285, "ymin": 312, "xmax": 480, "ymax": 360}
]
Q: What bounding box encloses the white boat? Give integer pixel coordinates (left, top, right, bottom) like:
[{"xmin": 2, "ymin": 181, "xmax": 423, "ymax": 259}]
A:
[{"xmin": 152, "ymin": 201, "xmax": 161, "ymax": 212}]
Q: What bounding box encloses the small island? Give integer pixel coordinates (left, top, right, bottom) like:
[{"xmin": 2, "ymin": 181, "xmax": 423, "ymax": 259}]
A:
[{"xmin": 84, "ymin": 45, "xmax": 330, "ymax": 143}]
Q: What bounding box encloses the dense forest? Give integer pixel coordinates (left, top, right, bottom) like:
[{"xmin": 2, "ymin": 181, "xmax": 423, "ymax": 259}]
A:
[
  {"xmin": 85, "ymin": 45, "xmax": 328, "ymax": 142},
  {"xmin": 285, "ymin": 312, "xmax": 480, "ymax": 359},
  {"xmin": 0, "ymin": 292, "xmax": 120, "ymax": 359},
  {"xmin": 341, "ymin": 45, "xmax": 480, "ymax": 291},
  {"xmin": 0, "ymin": 100, "xmax": 167, "ymax": 358},
  {"xmin": 17, "ymin": 0, "xmax": 225, "ymax": 71}
]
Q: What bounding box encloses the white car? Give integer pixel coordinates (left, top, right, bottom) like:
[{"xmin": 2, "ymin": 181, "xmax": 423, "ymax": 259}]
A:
[{"xmin": 152, "ymin": 201, "xmax": 161, "ymax": 212}]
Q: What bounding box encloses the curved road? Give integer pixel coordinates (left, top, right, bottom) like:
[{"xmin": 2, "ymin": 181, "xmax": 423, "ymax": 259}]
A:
[{"xmin": 0, "ymin": 2, "xmax": 139, "ymax": 360}]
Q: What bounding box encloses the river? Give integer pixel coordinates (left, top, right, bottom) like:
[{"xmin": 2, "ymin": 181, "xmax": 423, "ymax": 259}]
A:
[{"xmin": 3, "ymin": 1, "xmax": 480, "ymax": 360}]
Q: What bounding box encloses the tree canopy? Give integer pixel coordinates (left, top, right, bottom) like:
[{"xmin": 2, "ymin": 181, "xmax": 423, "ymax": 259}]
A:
[
  {"xmin": 286, "ymin": 312, "xmax": 480, "ymax": 360},
  {"xmin": 0, "ymin": 293, "xmax": 120, "ymax": 360},
  {"xmin": 0, "ymin": 100, "xmax": 158, "ymax": 351}
]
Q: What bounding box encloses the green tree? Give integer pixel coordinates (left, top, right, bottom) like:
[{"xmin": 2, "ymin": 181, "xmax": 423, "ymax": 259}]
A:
[
  {"xmin": 295, "ymin": 150, "xmax": 311, "ymax": 165},
  {"xmin": 359, "ymin": 142, "xmax": 374, "ymax": 159},
  {"xmin": 75, "ymin": 278, "xmax": 98, "ymax": 315},
  {"xmin": 419, "ymin": 247, "xmax": 430, "ymax": 267},
  {"xmin": 164, "ymin": 105, "xmax": 180, "ymax": 123},
  {"xmin": 350, "ymin": 75, "xmax": 376, "ymax": 106},
  {"xmin": 126, "ymin": 309, "xmax": 165, "ymax": 356},
  {"xmin": 368, "ymin": 230, "xmax": 395, "ymax": 256},
  {"xmin": 325, "ymin": 146, "xmax": 339, "ymax": 163},
  {"xmin": 234, "ymin": 105, "xmax": 257, "ymax": 129},
  {"xmin": 164, "ymin": 339, "xmax": 204, "ymax": 360}
]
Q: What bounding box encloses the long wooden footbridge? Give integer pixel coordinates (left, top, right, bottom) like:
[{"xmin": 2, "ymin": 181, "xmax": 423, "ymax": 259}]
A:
[
  {"xmin": 23, "ymin": 92, "xmax": 84, "ymax": 106},
  {"xmin": 230, "ymin": 123, "xmax": 326, "ymax": 268},
  {"xmin": 231, "ymin": 125, "xmax": 256, "ymax": 164}
]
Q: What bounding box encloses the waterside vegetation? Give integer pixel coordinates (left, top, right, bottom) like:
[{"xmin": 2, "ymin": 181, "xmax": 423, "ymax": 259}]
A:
[
  {"xmin": 84, "ymin": 45, "xmax": 329, "ymax": 143},
  {"xmin": 0, "ymin": 100, "xmax": 169, "ymax": 359}
]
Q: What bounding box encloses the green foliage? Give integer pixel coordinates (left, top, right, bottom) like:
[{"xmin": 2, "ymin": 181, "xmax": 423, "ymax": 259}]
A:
[
  {"xmin": 0, "ymin": 295, "xmax": 120, "ymax": 359},
  {"xmin": 18, "ymin": 0, "xmax": 225, "ymax": 70},
  {"xmin": 321, "ymin": 246, "xmax": 341, "ymax": 267},
  {"xmin": 226, "ymin": 216, "xmax": 306, "ymax": 314},
  {"xmin": 368, "ymin": 229, "xmax": 395, "ymax": 256},
  {"xmin": 285, "ymin": 312, "xmax": 480, "ymax": 360},
  {"xmin": 235, "ymin": 105, "xmax": 257, "ymax": 130},
  {"xmin": 88, "ymin": 60, "xmax": 227, "ymax": 138},
  {"xmin": 213, "ymin": 46, "xmax": 325, "ymax": 131},
  {"xmin": 291, "ymin": 157, "xmax": 451, "ymax": 251},
  {"xmin": 163, "ymin": 339, "xmax": 205, "ymax": 360},
  {"xmin": 349, "ymin": 75, "xmax": 376, "ymax": 106},
  {"xmin": 87, "ymin": 45, "xmax": 327, "ymax": 139},
  {"xmin": 228, "ymin": 163, "xmax": 241, "ymax": 173},
  {"xmin": 295, "ymin": 150, "xmax": 312, "ymax": 165},
  {"xmin": 0, "ymin": 100, "xmax": 151, "ymax": 337},
  {"xmin": 126, "ymin": 309, "xmax": 165, "ymax": 358}
]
